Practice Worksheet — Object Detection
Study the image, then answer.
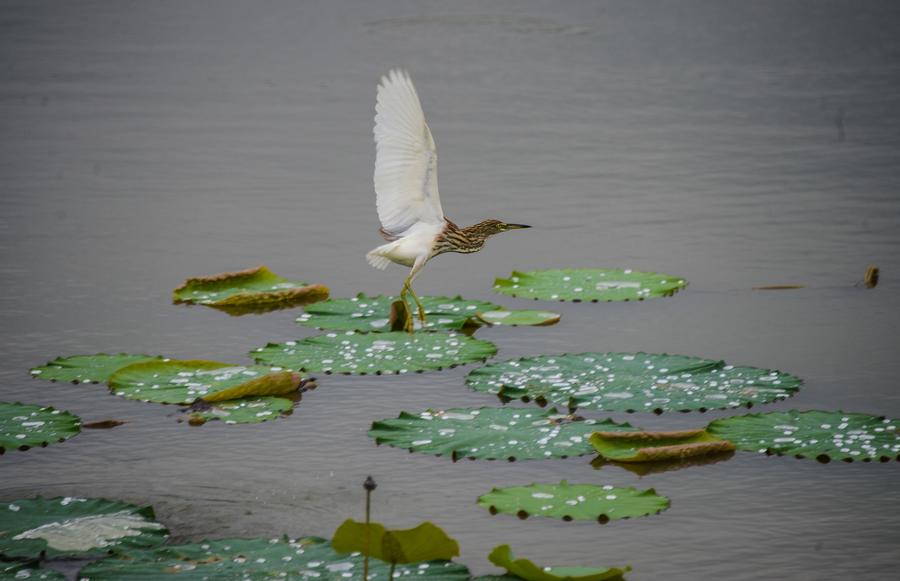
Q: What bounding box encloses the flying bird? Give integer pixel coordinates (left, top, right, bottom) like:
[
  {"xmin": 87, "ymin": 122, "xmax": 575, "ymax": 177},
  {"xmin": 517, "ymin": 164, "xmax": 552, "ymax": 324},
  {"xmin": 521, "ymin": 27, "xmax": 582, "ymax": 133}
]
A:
[{"xmin": 366, "ymin": 69, "xmax": 530, "ymax": 331}]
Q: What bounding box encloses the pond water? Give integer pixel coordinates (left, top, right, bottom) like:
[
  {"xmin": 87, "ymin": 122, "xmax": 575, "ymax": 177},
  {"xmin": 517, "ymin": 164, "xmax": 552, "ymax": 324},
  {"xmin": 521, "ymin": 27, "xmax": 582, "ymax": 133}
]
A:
[{"xmin": 2, "ymin": 1, "xmax": 899, "ymax": 579}]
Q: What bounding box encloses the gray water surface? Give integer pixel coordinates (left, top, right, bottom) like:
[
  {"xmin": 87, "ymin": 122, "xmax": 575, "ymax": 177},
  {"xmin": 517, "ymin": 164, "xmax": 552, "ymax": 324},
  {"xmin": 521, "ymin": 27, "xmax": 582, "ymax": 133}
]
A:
[{"xmin": 2, "ymin": 1, "xmax": 899, "ymax": 579}]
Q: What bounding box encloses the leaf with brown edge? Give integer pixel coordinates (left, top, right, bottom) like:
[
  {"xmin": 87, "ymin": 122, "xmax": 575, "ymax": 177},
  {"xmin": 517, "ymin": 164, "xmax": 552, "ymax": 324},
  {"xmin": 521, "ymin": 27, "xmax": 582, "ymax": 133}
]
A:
[
  {"xmin": 488, "ymin": 545, "xmax": 629, "ymax": 581},
  {"xmin": 332, "ymin": 520, "xmax": 459, "ymax": 564},
  {"xmin": 589, "ymin": 429, "xmax": 735, "ymax": 463}
]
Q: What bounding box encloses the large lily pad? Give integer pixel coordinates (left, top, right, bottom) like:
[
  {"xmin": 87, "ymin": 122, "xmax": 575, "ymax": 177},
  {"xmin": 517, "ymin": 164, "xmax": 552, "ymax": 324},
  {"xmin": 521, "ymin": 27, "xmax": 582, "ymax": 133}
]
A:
[
  {"xmin": 494, "ymin": 268, "xmax": 686, "ymax": 302},
  {"xmin": 369, "ymin": 407, "xmax": 636, "ymax": 461},
  {"xmin": 0, "ymin": 562, "xmax": 65, "ymax": 580},
  {"xmin": 78, "ymin": 537, "xmax": 470, "ymax": 580},
  {"xmin": 297, "ymin": 294, "xmax": 500, "ymax": 331},
  {"xmin": 332, "ymin": 520, "xmax": 459, "ymax": 564},
  {"xmin": 488, "ymin": 545, "xmax": 629, "ymax": 581},
  {"xmin": 173, "ymin": 265, "xmax": 329, "ymax": 314},
  {"xmin": 589, "ymin": 429, "xmax": 735, "ymax": 462},
  {"xmin": 707, "ymin": 410, "xmax": 900, "ymax": 463},
  {"xmin": 252, "ymin": 331, "xmax": 497, "ymax": 375},
  {"xmin": 108, "ymin": 360, "xmax": 302, "ymax": 404},
  {"xmin": 0, "ymin": 497, "xmax": 168, "ymax": 559},
  {"xmin": 478, "ymin": 481, "xmax": 668, "ymax": 523},
  {"xmin": 29, "ymin": 354, "xmax": 162, "ymax": 384},
  {"xmin": 0, "ymin": 403, "xmax": 81, "ymax": 454},
  {"xmin": 466, "ymin": 352, "xmax": 802, "ymax": 413},
  {"xmin": 185, "ymin": 396, "xmax": 295, "ymax": 425}
]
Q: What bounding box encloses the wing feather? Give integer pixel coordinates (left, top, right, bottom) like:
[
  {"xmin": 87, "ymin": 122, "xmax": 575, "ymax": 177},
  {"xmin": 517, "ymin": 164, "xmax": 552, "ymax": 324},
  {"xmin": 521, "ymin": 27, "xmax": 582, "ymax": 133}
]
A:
[{"xmin": 373, "ymin": 69, "xmax": 444, "ymax": 238}]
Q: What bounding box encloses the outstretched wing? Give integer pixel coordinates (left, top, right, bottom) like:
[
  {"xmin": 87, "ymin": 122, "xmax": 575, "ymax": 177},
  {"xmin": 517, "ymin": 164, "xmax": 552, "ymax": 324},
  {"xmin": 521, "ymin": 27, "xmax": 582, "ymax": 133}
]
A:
[{"xmin": 373, "ymin": 69, "xmax": 444, "ymax": 239}]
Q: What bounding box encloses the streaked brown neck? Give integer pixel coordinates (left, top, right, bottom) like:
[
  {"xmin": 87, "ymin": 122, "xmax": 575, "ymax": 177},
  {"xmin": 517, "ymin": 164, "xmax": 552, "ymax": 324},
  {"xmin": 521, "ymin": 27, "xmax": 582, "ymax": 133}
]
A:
[{"xmin": 432, "ymin": 219, "xmax": 496, "ymax": 257}]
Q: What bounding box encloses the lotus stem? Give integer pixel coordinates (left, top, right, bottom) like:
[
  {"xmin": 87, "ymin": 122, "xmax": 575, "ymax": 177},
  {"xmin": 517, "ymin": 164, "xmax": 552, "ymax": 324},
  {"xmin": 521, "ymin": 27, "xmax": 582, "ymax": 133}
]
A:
[{"xmin": 363, "ymin": 476, "xmax": 377, "ymax": 580}]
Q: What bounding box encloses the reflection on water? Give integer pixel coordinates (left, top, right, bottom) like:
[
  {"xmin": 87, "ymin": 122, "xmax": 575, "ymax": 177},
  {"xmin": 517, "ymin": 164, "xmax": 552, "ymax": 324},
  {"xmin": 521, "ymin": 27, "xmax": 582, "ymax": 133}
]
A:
[{"xmin": 2, "ymin": 1, "xmax": 899, "ymax": 579}]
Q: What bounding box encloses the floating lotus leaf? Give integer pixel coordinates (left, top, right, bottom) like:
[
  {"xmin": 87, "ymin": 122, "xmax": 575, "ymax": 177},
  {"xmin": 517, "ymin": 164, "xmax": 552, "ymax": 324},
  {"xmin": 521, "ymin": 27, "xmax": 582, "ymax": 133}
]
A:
[
  {"xmin": 29, "ymin": 354, "xmax": 162, "ymax": 384},
  {"xmin": 478, "ymin": 481, "xmax": 668, "ymax": 523},
  {"xmin": 0, "ymin": 562, "xmax": 65, "ymax": 580},
  {"xmin": 0, "ymin": 403, "xmax": 81, "ymax": 454},
  {"xmin": 332, "ymin": 520, "xmax": 459, "ymax": 564},
  {"xmin": 186, "ymin": 396, "xmax": 295, "ymax": 425},
  {"xmin": 252, "ymin": 331, "xmax": 497, "ymax": 375},
  {"xmin": 172, "ymin": 265, "xmax": 329, "ymax": 313},
  {"xmin": 108, "ymin": 360, "xmax": 302, "ymax": 404},
  {"xmin": 466, "ymin": 352, "xmax": 801, "ymax": 413},
  {"xmin": 297, "ymin": 294, "xmax": 500, "ymax": 331},
  {"xmin": 78, "ymin": 537, "xmax": 470, "ymax": 580},
  {"xmin": 589, "ymin": 429, "xmax": 735, "ymax": 462},
  {"xmin": 590, "ymin": 450, "xmax": 735, "ymax": 477},
  {"xmin": 488, "ymin": 545, "xmax": 629, "ymax": 581},
  {"xmin": 493, "ymin": 268, "xmax": 686, "ymax": 302},
  {"xmin": 369, "ymin": 407, "xmax": 636, "ymax": 461},
  {"xmin": 0, "ymin": 497, "xmax": 168, "ymax": 559},
  {"xmin": 707, "ymin": 410, "xmax": 900, "ymax": 463},
  {"xmin": 475, "ymin": 310, "xmax": 561, "ymax": 327}
]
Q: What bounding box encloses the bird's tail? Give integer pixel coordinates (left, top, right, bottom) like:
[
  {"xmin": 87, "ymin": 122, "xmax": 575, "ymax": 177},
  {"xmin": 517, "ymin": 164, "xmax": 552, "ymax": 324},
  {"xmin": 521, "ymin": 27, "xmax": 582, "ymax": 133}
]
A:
[{"xmin": 366, "ymin": 248, "xmax": 392, "ymax": 270}]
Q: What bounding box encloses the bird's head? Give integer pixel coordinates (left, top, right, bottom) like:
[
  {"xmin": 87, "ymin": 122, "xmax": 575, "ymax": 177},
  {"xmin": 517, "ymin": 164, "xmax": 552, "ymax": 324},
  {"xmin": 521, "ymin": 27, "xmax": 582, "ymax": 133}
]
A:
[{"xmin": 478, "ymin": 219, "xmax": 532, "ymax": 237}]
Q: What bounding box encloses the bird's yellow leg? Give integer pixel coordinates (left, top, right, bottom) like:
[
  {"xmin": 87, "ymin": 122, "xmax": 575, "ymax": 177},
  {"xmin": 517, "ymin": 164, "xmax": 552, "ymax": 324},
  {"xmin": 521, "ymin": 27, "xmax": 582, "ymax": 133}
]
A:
[
  {"xmin": 400, "ymin": 277, "xmax": 415, "ymax": 333},
  {"xmin": 407, "ymin": 286, "xmax": 427, "ymax": 323}
]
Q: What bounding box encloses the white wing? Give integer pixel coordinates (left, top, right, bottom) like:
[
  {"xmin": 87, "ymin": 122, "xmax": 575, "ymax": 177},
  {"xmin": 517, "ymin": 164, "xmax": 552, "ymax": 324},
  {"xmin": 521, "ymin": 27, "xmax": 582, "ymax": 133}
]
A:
[{"xmin": 373, "ymin": 69, "xmax": 444, "ymax": 238}]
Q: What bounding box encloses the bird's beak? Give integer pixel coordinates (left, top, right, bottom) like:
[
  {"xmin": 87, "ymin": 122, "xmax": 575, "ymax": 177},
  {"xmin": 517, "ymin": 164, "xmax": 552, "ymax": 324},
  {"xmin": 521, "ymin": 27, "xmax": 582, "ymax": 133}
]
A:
[{"xmin": 506, "ymin": 224, "xmax": 531, "ymax": 230}]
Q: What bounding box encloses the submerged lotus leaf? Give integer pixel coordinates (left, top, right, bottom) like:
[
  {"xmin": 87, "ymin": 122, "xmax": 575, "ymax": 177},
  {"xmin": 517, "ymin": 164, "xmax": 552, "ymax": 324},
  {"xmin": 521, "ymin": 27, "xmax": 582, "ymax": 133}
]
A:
[
  {"xmin": 368, "ymin": 407, "xmax": 636, "ymax": 461},
  {"xmin": 707, "ymin": 410, "xmax": 900, "ymax": 463},
  {"xmin": 0, "ymin": 497, "xmax": 167, "ymax": 559},
  {"xmin": 332, "ymin": 520, "xmax": 459, "ymax": 564},
  {"xmin": 78, "ymin": 537, "xmax": 470, "ymax": 580},
  {"xmin": 252, "ymin": 331, "xmax": 497, "ymax": 375},
  {"xmin": 108, "ymin": 360, "xmax": 301, "ymax": 404},
  {"xmin": 488, "ymin": 545, "xmax": 629, "ymax": 581},
  {"xmin": 466, "ymin": 352, "xmax": 802, "ymax": 413},
  {"xmin": 29, "ymin": 354, "xmax": 162, "ymax": 384},
  {"xmin": 172, "ymin": 265, "xmax": 329, "ymax": 313},
  {"xmin": 589, "ymin": 429, "xmax": 735, "ymax": 462},
  {"xmin": 494, "ymin": 268, "xmax": 686, "ymax": 302},
  {"xmin": 297, "ymin": 294, "xmax": 500, "ymax": 331},
  {"xmin": 0, "ymin": 403, "xmax": 80, "ymax": 454},
  {"xmin": 187, "ymin": 396, "xmax": 294, "ymax": 425},
  {"xmin": 478, "ymin": 481, "xmax": 668, "ymax": 523},
  {"xmin": 0, "ymin": 562, "xmax": 65, "ymax": 580},
  {"xmin": 475, "ymin": 310, "xmax": 561, "ymax": 327}
]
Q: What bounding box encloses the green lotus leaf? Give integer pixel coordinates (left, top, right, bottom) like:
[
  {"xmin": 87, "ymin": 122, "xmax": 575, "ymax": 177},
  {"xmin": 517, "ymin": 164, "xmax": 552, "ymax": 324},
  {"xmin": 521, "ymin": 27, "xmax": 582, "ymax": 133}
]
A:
[
  {"xmin": 478, "ymin": 481, "xmax": 668, "ymax": 523},
  {"xmin": 0, "ymin": 497, "xmax": 168, "ymax": 559},
  {"xmin": 488, "ymin": 545, "xmax": 629, "ymax": 581},
  {"xmin": 0, "ymin": 562, "xmax": 65, "ymax": 580},
  {"xmin": 590, "ymin": 449, "xmax": 735, "ymax": 477},
  {"xmin": 493, "ymin": 268, "xmax": 686, "ymax": 302},
  {"xmin": 332, "ymin": 520, "xmax": 459, "ymax": 564},
  {"xmin": 186, "ymin": 396, "xmax": 295, "ymax": 425},
  {"xmin": 77, "ymin": 537, "xmax": 470, "ymax": 580},
  {"xmin": 475, "ymin": 310, "xmax": 561, "ymax": 327},
  {"xmin": 707, "ymin": 410, "xmax": 900, "ymax": 463},
  {"xmin": 369, "ymin": 407, "xmax": 636, "ymax": 461},
  {"xmin": 172, "ymin": 265, "xmax": 329, "ymax": 313},
  {"xmin": 29, "ymin": 354, "xmax": 163, "ymax": 384},
  {"xmin": 466, "ymin": 352, "xmax": 802, "ymax": 413},
  {"xmin": 297, "ymin": 294, "xmax": 500, "ymax": 331},
  {"xmin": 589, "ymin": 429, "xmax": 735, "ymax": 462},
  {"xmin": 252, "ymin": 331, "xmax": 497, "ymax": 375},
  {"xmin": 0, "ymin": 403, "xmax": 81, "ymax": 455},
  {"xmin": 108, "ymin": 360, "xmax": 302, "ymax": 404}
]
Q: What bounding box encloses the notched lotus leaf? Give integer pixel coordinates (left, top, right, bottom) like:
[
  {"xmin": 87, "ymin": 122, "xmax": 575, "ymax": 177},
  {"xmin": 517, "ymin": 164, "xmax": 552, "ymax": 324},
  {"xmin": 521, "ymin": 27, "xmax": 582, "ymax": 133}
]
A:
[
  {"xmin": 108, "ymin": 359, "xmax": 302, "ymax": 404},
  {"xmin": 173, "ymin": 265, "xmax": 328, "ymax": 314},
  {"xmin": 488, "ymin": 545, "xmax": 629, "ymax": 581},
  {"xmin": 252, "ymin": 331, "xmax": 497, "ymax": 375},
  {"xmin": 475, "ymin": 310, "xmax": 561, "ymax": 327},
  {"xmin": 0, "ymin": 497, "xmax": 168, "ymax": 559},
  {"xmin": 478, "ymin": 481, "xmax": 668, "ymax": 523},
  {"xmin": 494, "ymin": 268, "xmax": 686, "ymax": 302},
  {"xmin": 466, "ymin": 352, "xmax": 802, "ymax": 413},
  {"xmin": 707, "ymin": 410, "xmax": 900, "ymax": 463},
  {"xmin": 368, "ymin": 407, "xmax": 636, "ymax": 461},
  {"xmin": 78, "ymin": 537, "xmax": 470, "ymax": 580},
  {"xmin": 332, "ymin": 520, "xmax": 459, "ymax": 564},
  {"xmin": 0, "ymin": 402, "xmax": 80, "ymax": 455},
  {"xmin": 297, "ymin": 294, "xmax": 500, "ymax": 331},
  {"xmin": 29, "ymin": 353, "xmax": 162, "ymax": 384},
  {"xmin": 186, "ymin": 396, "xmax": 295, "ymax": 426},
  {"xmin": 590, "ymin": 429, "xmax": 735, "ymax": 462}
]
